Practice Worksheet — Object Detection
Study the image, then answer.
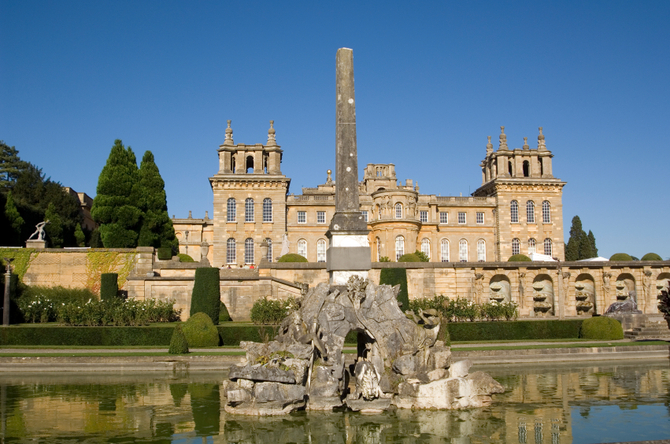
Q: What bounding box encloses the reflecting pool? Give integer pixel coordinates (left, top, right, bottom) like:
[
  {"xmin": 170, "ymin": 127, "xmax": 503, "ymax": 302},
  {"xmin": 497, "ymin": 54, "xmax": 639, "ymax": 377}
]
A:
[{"xmin": 0, "ymin": 360, "xmax": 669, "ymax": 443}]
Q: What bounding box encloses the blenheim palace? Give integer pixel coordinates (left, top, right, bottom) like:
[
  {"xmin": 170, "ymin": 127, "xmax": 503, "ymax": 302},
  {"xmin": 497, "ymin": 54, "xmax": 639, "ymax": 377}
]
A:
[{"xmin": 173, "ymin": 121, "xmax": 565, "ymax": 267}]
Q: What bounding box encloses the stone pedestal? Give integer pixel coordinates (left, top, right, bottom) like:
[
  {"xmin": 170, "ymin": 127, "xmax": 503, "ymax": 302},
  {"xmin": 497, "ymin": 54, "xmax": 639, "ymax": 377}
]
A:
[{"xmin": 25, "ymin": 240, "xmax": 46, "ymax": 249}]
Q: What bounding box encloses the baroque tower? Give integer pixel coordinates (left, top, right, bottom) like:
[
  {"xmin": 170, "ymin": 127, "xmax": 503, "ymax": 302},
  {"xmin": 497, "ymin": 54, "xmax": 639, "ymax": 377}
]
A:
[
  {"xmin": 473, "ymin": 127, "xmax": 566, "ymax": 261},
  {"xmin": 209, "ymin": 120, "xmax": 291, "ymax": 267}
]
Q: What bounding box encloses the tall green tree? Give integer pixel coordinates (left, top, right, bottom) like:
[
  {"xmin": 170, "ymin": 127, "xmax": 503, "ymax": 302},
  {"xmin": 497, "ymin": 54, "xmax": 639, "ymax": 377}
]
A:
[
  {"xmin": 137, "ymin": 151, "xmax": 178, "ymax": 251},
  {"xmin": 91, "ymin": 140, "xmax": 143, "ymax": 248},
  {"xmin": 44, "ymin": 202, "xmax": 64, "ymax": 248},
  {"xmin": 0, "ymin": 141, "xmax": 29, "ymax": 191},
  {"xmin": 4, "ymin": 192, "xmax": 24, "ymax": 246},
  {"xmin": 565, "ymin": 215, "xmax": 598, "ymax": 261}
]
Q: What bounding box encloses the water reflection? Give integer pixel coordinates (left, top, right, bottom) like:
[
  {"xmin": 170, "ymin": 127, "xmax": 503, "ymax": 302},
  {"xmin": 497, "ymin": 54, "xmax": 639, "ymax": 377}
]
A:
[{"xmin": 0, "ymin": 360, "xmax": 668, "ymax": 443}]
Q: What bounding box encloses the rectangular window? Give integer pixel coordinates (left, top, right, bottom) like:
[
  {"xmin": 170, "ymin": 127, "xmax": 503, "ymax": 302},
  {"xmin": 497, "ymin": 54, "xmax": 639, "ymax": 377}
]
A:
[
  {"xmin": 476, "ymin": 212, "xmax": 484, "ymax": 224},
  {"xmin": 420, "ymin": 211, "xmax": 428, "ymax": 223},
  {"xmin": 297, "ymin": 211, "xmax": 306, "ymax": 224},
  {"xmin": 458, "ymin": 212, "xmax": 466, "ymax": 224},
  {"xmin": 361, "ymin": 210, "xmax": 368, "ymax": 222},
  {"xmin": 439, "ymin": 212, "xmax": 448, "ymax": 224},
  {"xmin": 317, "ymin": 211, "xmax": 326, "ymax": 224}
]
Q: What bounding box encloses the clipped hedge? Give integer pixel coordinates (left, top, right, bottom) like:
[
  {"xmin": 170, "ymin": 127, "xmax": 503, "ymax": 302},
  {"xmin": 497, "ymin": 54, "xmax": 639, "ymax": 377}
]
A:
[
  {"xmin": 100, "ymin": 273, "xmax": 118, "ymax": 300},
  {"xmin": 178, "ymin": 253, "xmax": 195, "ymax": 262},
  {"xmin": 379, "ymin": 268, "xmax": 409, "ymax": 311},
  {"xmin": 277, "ymin": 253, "xmax": 307, "ymax": 263},
  {"xmin": 579, "ymin": 316, "xmax": 624, "ymax": 340},
  {"xmin": 0, "ymin": 325, "xmax": 175, "ymax": 346},
  {"xmin": 508, "ymin": 254, "xmax": 532, "ymax": 262},
  {"xmin": 445, "ymin": 319, "xmax": 583, "ymax": 342},
  {"xmin": 610, "ymin": 252, "xmax": 633, "ymax": 261},
  {"xmin": 157, "ymin": 248, "xmax": 173, "ymax": 260},
  {"xmin": 190, "ymin": 267, "xmax": 221, "ymax": 325},
  {"xmin": 398, "ymin": 253, "xmax": 422, "ymax": 262},
  {"xmin": 641, "ymin": 252, "xmax": 663, "ymax": 261},
  {"xmin": 182, "ymin": 312, "xmax": 220, "ymax": 347},
  {"xmin": 169, "ymin": 324, "xmax": 189, "ymax": 354}
]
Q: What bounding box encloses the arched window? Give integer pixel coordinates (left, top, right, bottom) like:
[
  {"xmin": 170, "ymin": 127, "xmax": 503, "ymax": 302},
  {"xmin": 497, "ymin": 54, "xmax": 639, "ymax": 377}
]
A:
[
  {"xmin": 526, "ymin": 200, "xmax": 535, "ymax": 223},
  {"xmin": 227, "ymin": 198, "xmax": 236, "ymax": 222},
  {"xmin": 477, "ymin": 239, "xmax": 486, "ymax": 261},
  {"xmin": 245, "ymin": 198, "xmax": 254, "ymax": 222},
  {"xmin": 265, "ymin": 238, "xmax": 272, "ymax": 262},
  {"xmin": 421, "ymin": 238, "xmax": 431, "ymax": 260},
  {"xmin": 512, "ymin": 238, "xmax": 520, "ymax": 255},
  {"xmin": 317, "ymin": 239, "xmax": 326, "ymax": 262},
  {"xmin": 440, "ymin": 239, "xmax": 449, "ymax": 262},
  {"xmin": 395, "ymin": 203, "xmax": 403, "ymax": 219},
  {"xmin": 510, "ymin": 200, "xmax": 519, "ymax": 223},
  {"xmin": 262, "ymin": 198, "xmax": 272, "ymax": 222},
  {"xmin": 226, "ymin": 238, "xmax": 236, "ymax": 264},
  {"xmin": 244, "ymin": 238, "xmax": 254, "ymax": 264},
  {"xmin": 542, "ymin": 201, "xmax": 551, "ymax": 223},
  {"xmin": 544, "ymin": 238, "xmax": 553, "ymax": 256},
  {"xmin": 376, "ymin": 237, "xmax": 381, "ymax": 261},
  {"xmin": 528, "ymin": 238, "xmax": 536, "ymax": 255},
  {"xmin": 459, "ymin": 239, "xmax": 468, "ymax": 262},
  {"xmin": 523, "ymin": 160, "xmax": 530, "ymax": 177},
  {"xmin": 246, "ymin": 155, "xmax": 254, "ymax": 173},
  {"xmin": 395, "ymin": 236, "xmax": 404, "ymax": 261},
  {"xmin": 297, "ymin": 239, "xmax": 307, "ymax": 259}
]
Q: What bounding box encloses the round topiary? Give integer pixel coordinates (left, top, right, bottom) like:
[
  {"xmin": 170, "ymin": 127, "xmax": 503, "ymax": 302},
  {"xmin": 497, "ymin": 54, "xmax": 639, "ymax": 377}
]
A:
[
  {"xmin": 181, "ymin": 312, "xmax": 220, "ymax": 347},
  {"xmin": 609, "ymin": 253, "xmax": 633, "ymax": 261},
  {"xmin": 278, "ymin": 253, "xmax": 308, "ymax": 262},
  {"xmin": 508, "ymin": 254, "xmax": 532, "ymax": 262},
  {"xmin": 641, "ymin": 253, "xmax": 663, "ymax": 261},
  {"xmin": 168, "ymin": 324, "xmax": 189, "ymax": 354},
  {"xmin": 178, "ymin": 253, "xmax": 195, "ymax": 262},
  {"xmin": 579, "ymin": 316, "xmax": 624, "ymax": 340},
  {"xmin": 398, "ymin": 253, "xmax": 421, "ymax": 262}
]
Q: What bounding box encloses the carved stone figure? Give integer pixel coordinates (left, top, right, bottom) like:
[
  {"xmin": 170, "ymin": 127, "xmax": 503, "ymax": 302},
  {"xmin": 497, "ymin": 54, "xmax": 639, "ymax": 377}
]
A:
[{"xmin": 28, "ymin": 220, "xmax": 50, "ymax": 241}]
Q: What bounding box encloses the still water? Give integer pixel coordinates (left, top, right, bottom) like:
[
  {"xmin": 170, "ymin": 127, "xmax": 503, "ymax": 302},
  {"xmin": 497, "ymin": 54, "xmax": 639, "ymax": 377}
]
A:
[{"xmin": 0, "ymin": 360, "xmax": 669, "ymax": 443}]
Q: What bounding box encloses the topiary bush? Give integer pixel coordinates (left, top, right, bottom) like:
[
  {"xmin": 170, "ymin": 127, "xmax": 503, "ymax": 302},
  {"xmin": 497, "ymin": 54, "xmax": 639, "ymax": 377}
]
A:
[
  {"xmin": 100, "ymin": 273, "xmax": 118, "ymax": 300},
  {"xmin": 277, "ymin": 253, "xmax": 308, "ymax": 263},
  {"xmin": 219, "ymin": 301, "xmax": 232, "ymax": 322},
  {"xmin": 190, "ymin": 267, "xmax": 221, "ymax": 325},
  {"xmin": 609, "ymin": 253, "xmax": 633, "ymax": 261},
  {"xmin": 508, "ymin": 254, "xmax": 532, "ymax": 262},
  {"xmin": 181, "ymin": 312, "xmax": 220, "ymax": 347},
  {"xmin": 168, "ymin": 324, "xmax": 189, "ymax": 354},
  {"xmin": 579, "ymin": 316, "xmax": 624, "ymax": 340},
  {"xmin": 641, "ymin": 253, "xmax": 663, "ymax": 261},
  {"xmin": 379, "ymin": 268, "xmax": 409, "ymax": 310},
  {"xmin": 398, "ymin": 253, "xmax": 422, "ymax": 262},
  {"xmin": 157, "ymin": 247, "xmax": 173, "ymax": 260},
  {"xmin": 178, "ymin": 253, "xmax": 195, "ymax": 262}
]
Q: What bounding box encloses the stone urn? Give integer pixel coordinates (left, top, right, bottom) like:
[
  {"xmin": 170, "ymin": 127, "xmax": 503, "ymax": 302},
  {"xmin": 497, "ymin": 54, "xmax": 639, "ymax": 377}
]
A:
[
  {"xmin": 615, "ymin": 281, "xmax": 628, "ymax": 300},
  {"xmin": 489, "ymin": 282, "xmax": 506, "ymax": 303}
]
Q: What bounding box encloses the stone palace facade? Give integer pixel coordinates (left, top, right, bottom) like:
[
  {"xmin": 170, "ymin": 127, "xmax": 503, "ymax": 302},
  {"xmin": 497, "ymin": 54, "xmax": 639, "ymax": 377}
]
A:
[{"xmin": 173, "ymin": 121, "xmax": 565, "ymax": 267}]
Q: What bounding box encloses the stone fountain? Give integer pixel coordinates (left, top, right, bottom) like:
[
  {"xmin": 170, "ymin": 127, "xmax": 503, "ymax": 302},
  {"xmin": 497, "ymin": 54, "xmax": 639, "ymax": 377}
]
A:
[{"xmin": 222, "ymin": 49, "xmax": 503, "ymax": 415}]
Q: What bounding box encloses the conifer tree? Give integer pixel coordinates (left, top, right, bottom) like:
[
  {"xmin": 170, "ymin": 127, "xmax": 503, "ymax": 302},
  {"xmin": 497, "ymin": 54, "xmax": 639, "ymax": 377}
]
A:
[
  {"xmin": 4, "ymin": 191, "xmax": 24, "ymax": 245},
  {"xmin": 44, "ymin": 202, "xmax": 63, "ymax": 248},
  {"xmin": 0, "ymin": 141, "xmax": 28, "ymax": 191},
  {"xmin": 566, "ymin": 215, "xmax": 598, "ymax": 261},
  {"xmin": 587, "ymin": 231, "xmax": 598, "ymax": 257},
  {"xmin": 91, "ymin": 140, "xmax": 143, "ymax": 248},
  {"xmin": 137, "ymin": 151, "xmax": 178, "ymax": 251}
]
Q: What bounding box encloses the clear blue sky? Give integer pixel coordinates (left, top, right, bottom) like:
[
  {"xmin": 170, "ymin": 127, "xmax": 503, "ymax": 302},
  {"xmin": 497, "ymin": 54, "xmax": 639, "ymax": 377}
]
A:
[{"xmin": 2, "ymin": 1, "xmax": 669, "ymax": 259}]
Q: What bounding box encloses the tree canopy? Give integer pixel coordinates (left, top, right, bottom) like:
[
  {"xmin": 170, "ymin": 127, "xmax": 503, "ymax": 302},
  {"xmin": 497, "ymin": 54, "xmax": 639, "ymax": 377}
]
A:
[{"xmin": 565, "ymin": 216, "xmax": 598, "ymax": 261}]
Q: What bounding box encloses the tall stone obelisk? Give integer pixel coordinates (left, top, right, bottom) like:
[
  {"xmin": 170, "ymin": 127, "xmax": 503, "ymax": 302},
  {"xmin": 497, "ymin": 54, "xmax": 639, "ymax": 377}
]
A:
[{"xmin": 326, "ymin": 48, "xmax": 371, "ymax": 285}]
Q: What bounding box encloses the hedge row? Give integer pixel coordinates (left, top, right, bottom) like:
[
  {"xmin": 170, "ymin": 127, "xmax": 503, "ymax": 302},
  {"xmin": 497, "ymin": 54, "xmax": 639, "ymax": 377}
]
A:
[
  {"xmin": 0, "ymin": 320, "xmax": 584, "ymax": 346},
  {"xmin": 445, "ymin": 319, "xmax": 583, "ymax": 342}
]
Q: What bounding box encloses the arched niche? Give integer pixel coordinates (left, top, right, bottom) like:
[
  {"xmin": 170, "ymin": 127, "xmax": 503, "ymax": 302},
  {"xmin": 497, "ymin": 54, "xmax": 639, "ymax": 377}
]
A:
[
  {"xmin": 656, "ymin": 273, "xmax": 670, "ymax": 299},
  {"xmin": 532, "ymin": 274, "xmax": 554, "ymax": 317},
  {"xmin": 615, "ymin": 273, "xmax": 636, "ymax": 300},
  {"xmin": 575, "ymin": 274, "xmax": 596, "ymax": 316},
  {"xmin": 489, "ymin": 275, "xmax": 511, "ymax": 303}
]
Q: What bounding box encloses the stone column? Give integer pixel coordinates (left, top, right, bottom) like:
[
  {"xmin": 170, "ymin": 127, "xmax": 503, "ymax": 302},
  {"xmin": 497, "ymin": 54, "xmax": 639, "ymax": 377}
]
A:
[{"xmin": 326, "ymin": 48, "xmax": 371, "ymax": 285}]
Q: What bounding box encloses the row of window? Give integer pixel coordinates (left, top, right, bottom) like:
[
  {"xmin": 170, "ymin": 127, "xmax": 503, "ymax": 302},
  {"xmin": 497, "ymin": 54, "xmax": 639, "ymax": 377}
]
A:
[
  {"xmin": 511, "ymin": 238, "xmax": 553, "ymax": 256},
  {"xmin": 227, "ymin": 198, "xmax": 273, "ymax": 223},
  {"xmin": 383, "ymin": 237, "xmax": 487, "ymax": 262},
  {"xmin": 226, "ymin": 238, "xmax": 273, "ymax": 264},
  {"xmin": 510, "ymin": 200, "xmax": 551, "ymax": 224},
  {"xmin": 294, "ymin": 209, "xmax": 485, "ymax": 225}
]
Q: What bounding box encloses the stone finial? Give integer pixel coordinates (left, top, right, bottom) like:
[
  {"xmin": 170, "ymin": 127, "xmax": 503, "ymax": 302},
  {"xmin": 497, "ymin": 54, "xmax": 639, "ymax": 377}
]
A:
[
  {"xmin": 538, "ymin": 127, "xmax": 546, "ymax": 150},
  {"xmin": 498, "ymin": 126, "xmax": 508, "ymax": 150},
  {"xmin": 224, "ymin": 120, "xmax": 234, "ymax": 146},
  {"xmin": 204, "ymin": 211, "xmax": 209, "ymax": 220},
  {"xmin": 267, "ymin": 120, "xmax": 277, "ymax": 146},
  {"xmin": 326, "ymin": 169, "xmax": 333, "ymax": 183},
  {"xmin": 522, "ymin": 137, "xmax": 529, "ymax": 150},
  {"xmin": 188, "ymin": 210, "xmax": 192, "ymax": 219},
  {"xmin": 486, "ymin": 135, "xmax": 493, "ymax": 155}
]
